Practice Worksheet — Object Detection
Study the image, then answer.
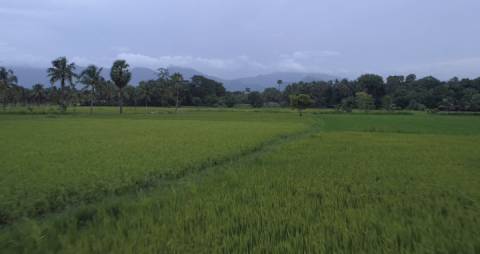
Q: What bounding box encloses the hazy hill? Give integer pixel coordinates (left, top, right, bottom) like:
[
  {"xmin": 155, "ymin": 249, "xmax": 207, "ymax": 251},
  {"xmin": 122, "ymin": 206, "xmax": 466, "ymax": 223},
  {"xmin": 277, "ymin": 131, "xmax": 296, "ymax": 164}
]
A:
[
  {"xmin": 8, "ymin": 66, "xmax": 338, "ymax": 91},
  {"xmin": 223, "ymin": 72, "xmax": 338, "ymax": 91}
]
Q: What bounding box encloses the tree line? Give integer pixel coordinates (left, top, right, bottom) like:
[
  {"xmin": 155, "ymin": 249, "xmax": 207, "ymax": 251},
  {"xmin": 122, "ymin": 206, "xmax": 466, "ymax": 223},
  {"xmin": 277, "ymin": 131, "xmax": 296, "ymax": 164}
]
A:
[
  {"xmin": 0, "ymin": 57, "xmax": 226, "ymax": 113},
  {"xmin": 282, "ymin": 74, "xmax": 480, "ymax": 112},
  {"xmin": 1, "ymin": 57, "xmax": 480, "ymax": 113}
]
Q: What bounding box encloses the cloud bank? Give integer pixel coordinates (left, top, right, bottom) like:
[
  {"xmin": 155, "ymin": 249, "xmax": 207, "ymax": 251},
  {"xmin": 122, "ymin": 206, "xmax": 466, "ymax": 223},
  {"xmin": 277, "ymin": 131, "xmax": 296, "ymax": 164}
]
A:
[{"xmin": 1, "ymin": 0, "xmax": 479, "ymax": 79}]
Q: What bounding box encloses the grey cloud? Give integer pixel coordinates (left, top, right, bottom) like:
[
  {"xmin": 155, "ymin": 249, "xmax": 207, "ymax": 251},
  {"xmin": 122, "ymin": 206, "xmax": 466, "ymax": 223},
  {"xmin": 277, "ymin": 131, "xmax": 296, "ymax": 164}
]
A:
[{"xmin": 1, "ymin": 0, "xmax": 479, "ymax": 79}]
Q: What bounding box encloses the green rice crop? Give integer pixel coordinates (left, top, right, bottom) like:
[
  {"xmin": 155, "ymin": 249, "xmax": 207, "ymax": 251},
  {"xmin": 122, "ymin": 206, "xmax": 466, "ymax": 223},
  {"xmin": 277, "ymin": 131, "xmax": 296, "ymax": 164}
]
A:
[
  {"xmin": 0, "ymin": 108, "xmax": 479, "ymax": 253},
  {"xmin": 0, "ymin": 112, "xmax": 307, "ymax": 223}
]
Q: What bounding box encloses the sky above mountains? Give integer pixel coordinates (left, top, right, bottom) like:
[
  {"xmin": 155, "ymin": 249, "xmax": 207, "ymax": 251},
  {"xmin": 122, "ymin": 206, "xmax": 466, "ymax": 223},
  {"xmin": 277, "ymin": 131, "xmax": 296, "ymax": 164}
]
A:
[{"xmin": 1, "ymin": 0, "xmax": 479, "ymax": 79}]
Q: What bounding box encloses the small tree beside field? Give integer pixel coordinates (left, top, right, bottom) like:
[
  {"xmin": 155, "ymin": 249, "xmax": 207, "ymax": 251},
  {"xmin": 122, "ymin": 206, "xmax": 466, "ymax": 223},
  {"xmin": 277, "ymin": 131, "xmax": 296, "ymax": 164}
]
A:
[{"xmin": 289, "ymin": 94, "xmax": 313, "ymax": 116}]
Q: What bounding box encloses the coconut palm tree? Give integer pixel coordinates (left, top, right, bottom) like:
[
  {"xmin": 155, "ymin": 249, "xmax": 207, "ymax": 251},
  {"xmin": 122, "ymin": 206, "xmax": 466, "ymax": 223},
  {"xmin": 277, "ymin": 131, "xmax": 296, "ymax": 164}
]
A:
[
  {"xmin": 277, "ymin": 79, "xmax": 283, "ymax": 91},
  {"xmin": 31, "ymin": 84, "xmax": 46, "ymax": 106},
  {"xmin": 110, "ymin": 60, "xmax": 131, "ymax": 114},
  {"xmin": 170, "ymin": 73, "xmax": 184, "ymax": 113},
  {"xmin": 47, "ymin": 57, "xmax": 77, "ymax": 112},
  {"xmin": 138, "ymin": 81, "xmax": 152, "ymax": 113},
  {"xmin": 79, "ymin": 65, "xmax": 104, "ymax": 114},
  {"xmin": 157, "ymin": 68, "xmax": 170, "ymax": 81},
  {"xmin": 0, "ymin": 67, "xmax": 18, "ymax": 110}
]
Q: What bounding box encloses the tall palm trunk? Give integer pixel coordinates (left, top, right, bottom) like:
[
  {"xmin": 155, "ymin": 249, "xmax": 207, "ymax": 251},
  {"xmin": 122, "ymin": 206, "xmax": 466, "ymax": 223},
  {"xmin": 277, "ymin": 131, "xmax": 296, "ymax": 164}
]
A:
[
  {"xmin": 175, "ymin": 85, "xmax": 179, "ymax": 113},
  {"xmin": 90, "ymin": 87, "xmax": 94, "ymax": 114},
  {"xmin": 60, "ymin": 78, "xmax": 67, "ymax": 112},
  {"xmin": 119, "ymin": 88, "xmax": 123, "ymax": 114}
]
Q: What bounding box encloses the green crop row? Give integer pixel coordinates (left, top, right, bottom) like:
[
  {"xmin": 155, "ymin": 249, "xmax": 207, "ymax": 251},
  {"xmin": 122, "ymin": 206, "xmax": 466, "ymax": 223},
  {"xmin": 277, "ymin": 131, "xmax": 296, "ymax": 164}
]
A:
[
  {"xmin": 0, "ymin": 113, "xmax": 306, "ymax": 223},
  {"xmin": 1, "ymin": 108, "xmax": 479, "ymax": 253}
]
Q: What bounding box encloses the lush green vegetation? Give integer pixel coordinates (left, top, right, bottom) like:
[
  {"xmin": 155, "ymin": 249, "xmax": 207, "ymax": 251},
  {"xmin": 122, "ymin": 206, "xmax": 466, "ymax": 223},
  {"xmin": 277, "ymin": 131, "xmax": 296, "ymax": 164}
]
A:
[
  {"xmin": 1, "ymin": 107, "xmax": 479, "ymax": 253},
  {"xmin": 0, "ymin": 110, "xmax": 306, "ymax": 224},
  {"xmin": 2, "ymin": 59, "xmax": 480, "ymax": 112}
]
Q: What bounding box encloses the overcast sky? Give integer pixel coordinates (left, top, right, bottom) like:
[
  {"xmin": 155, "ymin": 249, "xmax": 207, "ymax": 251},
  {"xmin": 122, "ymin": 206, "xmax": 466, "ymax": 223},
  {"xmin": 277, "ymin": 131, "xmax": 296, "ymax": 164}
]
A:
[{"xmin": 1, "ymin": 0, "xmax": 479, "ymax": 79}]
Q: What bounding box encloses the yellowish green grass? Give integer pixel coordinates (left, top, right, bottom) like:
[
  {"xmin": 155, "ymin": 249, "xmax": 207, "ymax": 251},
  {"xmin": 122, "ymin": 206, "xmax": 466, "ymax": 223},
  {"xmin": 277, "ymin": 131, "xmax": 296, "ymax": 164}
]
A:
[
  {"xmin": 1, "ymin": 107, "xmax": 479, "ymax": 253},
  {"xmin": 0, "ymin": 112, "xmax": 306, "ymax": 223}
]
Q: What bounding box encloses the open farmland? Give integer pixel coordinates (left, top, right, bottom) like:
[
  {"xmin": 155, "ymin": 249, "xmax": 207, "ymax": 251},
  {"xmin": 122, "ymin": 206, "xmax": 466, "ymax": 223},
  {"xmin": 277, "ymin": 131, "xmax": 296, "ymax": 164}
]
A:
[
  {"xmin": 0, "ymin": 110, "xmax": 307, "ymax": 223},
  {"xmin": 1, "ymin": 108, "xmax": 479, "ymax": 253}
]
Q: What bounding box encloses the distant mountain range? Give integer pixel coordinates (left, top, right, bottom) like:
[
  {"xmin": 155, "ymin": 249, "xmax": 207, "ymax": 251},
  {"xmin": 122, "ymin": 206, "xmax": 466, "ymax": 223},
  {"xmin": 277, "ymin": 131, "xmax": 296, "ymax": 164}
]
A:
[
  {"xmin": 8, "ymin": 66, "xmax": 339, "ymax": 91},
  {"xmin": 221, "ymin": 72, "xmax": 338, "ymax": 91}
]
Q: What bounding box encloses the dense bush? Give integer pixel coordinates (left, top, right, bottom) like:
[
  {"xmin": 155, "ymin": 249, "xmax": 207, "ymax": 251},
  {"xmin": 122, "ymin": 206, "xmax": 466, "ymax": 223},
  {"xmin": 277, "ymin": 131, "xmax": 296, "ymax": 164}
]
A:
[{"xmin": 2, "ymin": 63, "xmax": 480, "ymax": 111}]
